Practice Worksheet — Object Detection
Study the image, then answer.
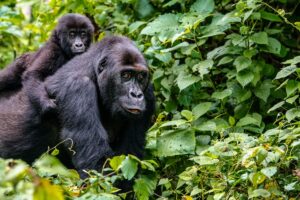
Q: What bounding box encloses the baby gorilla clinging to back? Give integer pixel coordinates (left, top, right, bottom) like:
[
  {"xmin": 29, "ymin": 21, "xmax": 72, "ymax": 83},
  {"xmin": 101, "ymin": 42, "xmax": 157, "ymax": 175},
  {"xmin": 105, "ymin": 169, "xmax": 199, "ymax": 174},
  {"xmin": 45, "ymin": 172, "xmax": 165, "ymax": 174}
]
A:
[{"xmin": 0, "ymin": 13, "xmax": 94, "ymax": 113}]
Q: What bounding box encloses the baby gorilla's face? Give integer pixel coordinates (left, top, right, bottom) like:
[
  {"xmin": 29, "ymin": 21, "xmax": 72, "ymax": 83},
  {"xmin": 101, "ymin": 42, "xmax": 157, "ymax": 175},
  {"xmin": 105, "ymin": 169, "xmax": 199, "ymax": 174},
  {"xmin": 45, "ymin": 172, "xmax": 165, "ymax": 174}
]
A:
[{"xmin": 68, "ymin": 29, "xmax": 89, "ymax": 54}]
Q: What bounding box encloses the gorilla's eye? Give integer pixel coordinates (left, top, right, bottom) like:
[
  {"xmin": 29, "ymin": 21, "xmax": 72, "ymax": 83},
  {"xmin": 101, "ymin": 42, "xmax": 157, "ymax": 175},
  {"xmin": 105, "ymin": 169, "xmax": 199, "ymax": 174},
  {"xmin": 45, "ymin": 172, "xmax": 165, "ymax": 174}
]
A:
[
  {"xmin": 137, "ymin": 73, "xmax": 145, "ymax": 82},
  {"xmin": 81, "ymin": 31, "xmax": 86, "ymax": 38},
  {"xmin": 121, "ymin": 71, "xmax": 132, "ymax": 81},
  {"xmin": 69, "ymin": 31, "xmax": 76, "ymax": 38}
]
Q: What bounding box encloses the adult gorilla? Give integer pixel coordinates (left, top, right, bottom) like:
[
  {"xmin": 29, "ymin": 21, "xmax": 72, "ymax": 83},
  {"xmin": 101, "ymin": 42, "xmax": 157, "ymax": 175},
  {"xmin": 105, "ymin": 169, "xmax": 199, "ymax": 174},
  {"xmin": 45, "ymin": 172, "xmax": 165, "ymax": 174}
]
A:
[{"xmin": 0, "ymin": 36, "xmax": 155, "ymax": 175}]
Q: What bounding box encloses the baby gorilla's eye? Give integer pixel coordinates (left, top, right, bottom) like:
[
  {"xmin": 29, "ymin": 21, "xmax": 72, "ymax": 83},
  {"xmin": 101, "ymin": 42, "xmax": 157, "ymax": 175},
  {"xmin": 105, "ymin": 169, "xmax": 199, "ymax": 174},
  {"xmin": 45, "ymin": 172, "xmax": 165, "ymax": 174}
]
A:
[
  {"xmin": 121, "ymin": 71, "xmax": 132, "ymax": 80},
  {"xmin": 81, "ymin": 31, "xmax": 86, "ymax": 38},
  {"xmin": 69, "ymin": 31, "xmax": 76, "ymax": 38}
]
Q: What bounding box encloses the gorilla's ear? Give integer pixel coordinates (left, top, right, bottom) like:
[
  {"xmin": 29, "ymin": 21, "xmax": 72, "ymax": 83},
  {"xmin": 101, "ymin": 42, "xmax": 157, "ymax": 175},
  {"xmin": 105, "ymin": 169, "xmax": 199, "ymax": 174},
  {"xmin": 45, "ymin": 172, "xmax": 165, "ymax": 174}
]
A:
[{"xmin": 97, "ymin": 56, "xmax": 107, "ymax": 74}]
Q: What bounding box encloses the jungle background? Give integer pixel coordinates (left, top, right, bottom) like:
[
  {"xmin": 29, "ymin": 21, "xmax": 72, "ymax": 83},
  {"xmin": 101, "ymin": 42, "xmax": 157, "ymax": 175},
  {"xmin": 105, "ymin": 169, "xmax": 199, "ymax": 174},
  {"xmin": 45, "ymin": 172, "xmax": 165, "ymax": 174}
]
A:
[{"xmin": 0, "ymin": 0, "xmax": 300, "ymax": 199}]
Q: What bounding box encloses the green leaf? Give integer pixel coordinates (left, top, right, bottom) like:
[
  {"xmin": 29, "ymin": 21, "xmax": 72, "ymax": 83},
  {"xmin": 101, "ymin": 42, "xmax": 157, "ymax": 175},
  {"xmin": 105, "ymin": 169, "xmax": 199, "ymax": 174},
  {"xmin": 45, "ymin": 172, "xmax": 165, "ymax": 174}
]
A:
[
  {"xmin": 254, "ymin": 80, "xmax": 274, "ymax": 102},
  {"xmin": 212, "ymin": 89, "xmax": 232, "ymax": 100},
  {"xmin": 286, "ymin": 80, "xmax": 298, "ymax": 97},
  {"xmin": 120, "ymin": 156, "xmax": 138, "ymax": 180},
  {"xmin": 109, "ymin": 155, "xmax": 126, "ymax": 171},
  {"xmin": 177, "ymin": 73, "xmax": 201, "ymax": 91},
  {"xmin": 160, "ymin": 119, "xmax": 187, "ymax": 128},
  {"xmin": 191, "ymin": 155, "xmax": 219, "ymax": 165},
  {"xmin": 283, "ymin": 55, "xmax": 300, "ymax": 65},
  {"xmin": 249, "ymin": 172, "xmax": 266, "ymax": 187},
  {"xmin": 286, "ymin": 95, "xmax": 299, "ymax": 104},
  {"xmin": 236, "ymin": 113, "xmax": 262, "ymax": 127},
  {"xmin": 265, "ymin": 37, "xmax": 281, "ymax": 55},
  {"xmin": 192, "ymin": 59, "xmax": 214, "ymax": 79},
  {"xmin": 249, "ymin": 189, "xmax": 270, "ymax": 198},
  {"xmin": 250, "ymin": 32, "xmax": 268, "ymax": 44},
  {"xmin": 161, "ymin": 42, "xmax": 189, "ymax": 52},
  {"xmin": 195, "ymin": 121, "xmax": 216, "ymax": 131},
  {"xmin": 181, "ymin": 110, "xmax": 194, "ymax": 121},
  {"xmin": 261, "ymin": 11, "xmax": 282, "ymax": 22},
  {"xmin": 261, "ymin": 166, "xmax": 277, "ymax": 178},
  {"xmin": 275, "ymin": 65, "xmax": 297, "ymax": 79},
  {"xmin": 34, "ymin": 179, "xmax": 64, "ymax": 200},
  {"xmin": 237, "ymin": 70, "xmax": 254, "ymax": 87},
  {"xmin": 267, "ymin": 101, "xmax": 285, "ymax": 113},
  {"xmin": 286, "ymin": 108, "xmax": 300, "ymax": 122},
  {"xmin": 192, "ymin": 102, "xmax": 212, "ymax": 119},
  {"xmin": 129, "ymin": 21, "xmax": 146, "ymax": 33},
  {"xmin": 157, "ymin": 130, "xmax": 195, "ymax": 157},
  {"xmin": 34, "ymin": 155, "xmax": 76, "ymax": 178},
  {"xmin": 141, "ymin": 14, "xmax": 184, "ymax": 42},
  {"xmin": 234, "ymin": 56, "xmax": 252, "ymax": 72},
  {"xmin": 217, "ymin": 56, "xmax": 233, "ymax": 66},
  {"xmin": 190, "ymin": 0, "xmax": 215, "ymax": 15},
  {"xmin": 133, "ymin": 175, "xmax": 157, "ymax": 200}
]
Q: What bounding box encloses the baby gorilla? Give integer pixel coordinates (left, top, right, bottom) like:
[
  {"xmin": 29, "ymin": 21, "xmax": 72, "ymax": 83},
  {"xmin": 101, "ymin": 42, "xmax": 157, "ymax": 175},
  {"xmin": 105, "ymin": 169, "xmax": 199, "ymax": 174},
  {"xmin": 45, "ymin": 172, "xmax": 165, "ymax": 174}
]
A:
[{"xmin": 0, "ymin": 13, "xmax": 94, "ymax": 113}]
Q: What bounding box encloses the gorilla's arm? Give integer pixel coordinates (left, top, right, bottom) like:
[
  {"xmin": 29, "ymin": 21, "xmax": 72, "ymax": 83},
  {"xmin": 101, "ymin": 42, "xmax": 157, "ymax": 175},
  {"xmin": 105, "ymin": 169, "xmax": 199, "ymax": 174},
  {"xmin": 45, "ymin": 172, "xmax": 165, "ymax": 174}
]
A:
[
  {"xmin": 22, "ymin": 47, "xmax": 62, "ymax": 112},
  {"xmin": 0, "ymin": 54, "xmax": 30, "ymax": 91},
  {"xmin": 46, "ymin": 72, "xmax": 113, "ymax": 172}
]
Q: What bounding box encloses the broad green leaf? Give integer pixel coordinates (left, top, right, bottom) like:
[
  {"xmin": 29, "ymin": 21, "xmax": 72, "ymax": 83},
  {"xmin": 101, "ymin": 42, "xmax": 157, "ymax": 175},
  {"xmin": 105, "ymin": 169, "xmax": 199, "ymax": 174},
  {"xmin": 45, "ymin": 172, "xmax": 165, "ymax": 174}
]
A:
[
  {"xmin": 191, "ymin": 155, "xmax": 219, "ymax": 165},
  {"xmin": 211, "ymin": 89, "xmax": 232, "ymax": 100},
  {"xmin": 120, "ymin": 156, "xmax": 138, "ymax": 180},
  {"xmin": 286, "ymin": 108, "xmax": 300, "ymax": 122},
  {"xmin": 160, "ymin": 119, "xmax": 187, "ymax": 128},
  {"xmin": 284, "ymin": 181, "xmax": 297, "ymax": 191},
  {"xmin": 283, "ymin": 55, "xmax": 300, "ymax": 65},
  {"xmin": 214, "ymin": 192, "xmax": 225, "ymax": 200},
  {"xmin": 286, "ymin": 95, "xmax": 299, "ymax": 104},
  {"xmin": 157, "ymin": 130, "xmax": 195, "ymax": 157},
  {"xmin": 261, "ymin": 11, "xmax": 282, "ymax": 22},
  {"xmin": 286, "ymin": 80, "xmax": 298, "ymax": 97},
  {"xmin": 249, "ymin": 189, "xmax": 270, "ymax": 198},
  {"xmin": 141, "ymin": 14, "xmax": 184, "ymax": 42},
  {"xmin": 237, "ymin": 70, "xmax": 254, "ymax": 87},
  {"xmin": 265, "ymin": 37, "xmax": 281, "ymax": 55},
  {"xmin": 217, "ymin": 56, "xmax": 233, "ymax": 66},
  {"xmin": 275, "ymin": 65, "xmax": 297, "ymax": 79},
  {"xmin": 250, "ymin": 32, "xmax": 268, "ymax": 44},
  {"xmin": 161, "ymin": 42, "xmax": 189, "ymax": 52},
  {"xmin": 190, "ymin": 0, "xmax": 215, "ymax": 15},
  {"xmin": 254, "ymin": 80, "xmax": 274, "ymax": 102},
  {"xmin": 109, "ymin": 155, "xmax": 126, "ymax": 171},
  {"xmin": 181, "ymin": 110, "xmax": 194, "ymax": 121},
  {"xmin": 192, "ymin": 102, "xmax": 212, "ymax": 119},
  {"xmin": 267, "ymin": 101, "xmax": 285, "ymax": 113},
  {"xmin": 133, "ymin": 175, "xmax": 157, "ymax": 200},
  {"xmin": 177, "ymin": 73, "xmax": 201, "ymax": 91},
  {"xmin": 192, "ymin": 59, "xmax": 214, "ymax": 79},
  {"xmin": 234, "ymin": 56, "xmax": 251, "ymax": 72},
  {"xmin": 261, "ymin": 166, "xmax": 277, "ymax": 178},
  {"xmin": 249, "ymin": 172, "xmax": 266, "ymax": 187},
  {"xmin": 34, "ymin": 155, "xmax": 76, "ymax": 178},
  {"xmin": 195, "ymin": 121, "xmax": 216, "ymax": 131},
  {"xmin": 33, "ymin": 179, "xmax": 64, "ymax": 200},
  {"xmin": 236, "ymin": 113, "xmax": 262, "ymax": 127},
  {"xmin": 129, "ymin": 21, "xmax": 146, "ymax": 33}
]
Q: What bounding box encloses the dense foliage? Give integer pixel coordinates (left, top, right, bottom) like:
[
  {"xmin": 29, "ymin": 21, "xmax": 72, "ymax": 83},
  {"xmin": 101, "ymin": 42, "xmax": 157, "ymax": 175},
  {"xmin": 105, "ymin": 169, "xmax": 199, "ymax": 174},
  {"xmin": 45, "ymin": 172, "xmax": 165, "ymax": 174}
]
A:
[{"xmin": 0, "ymin": 0, "xmax": 300, "ymax": 199}]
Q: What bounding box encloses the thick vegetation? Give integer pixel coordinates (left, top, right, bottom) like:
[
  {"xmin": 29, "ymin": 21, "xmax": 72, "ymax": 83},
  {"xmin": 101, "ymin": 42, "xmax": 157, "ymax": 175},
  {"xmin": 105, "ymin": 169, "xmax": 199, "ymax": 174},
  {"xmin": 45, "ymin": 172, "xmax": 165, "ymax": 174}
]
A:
[{"xmin": 0, "ymin": 0, "xmax": 299, "ymax": 199}]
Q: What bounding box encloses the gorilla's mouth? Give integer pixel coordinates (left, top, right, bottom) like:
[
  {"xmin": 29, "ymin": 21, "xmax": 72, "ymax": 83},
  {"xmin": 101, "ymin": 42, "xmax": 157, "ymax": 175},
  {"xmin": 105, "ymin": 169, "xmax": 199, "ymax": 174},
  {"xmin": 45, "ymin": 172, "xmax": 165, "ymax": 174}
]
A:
[{"xmin": 123, "ymin": 107, "xmax": 142, "ymax": 114}]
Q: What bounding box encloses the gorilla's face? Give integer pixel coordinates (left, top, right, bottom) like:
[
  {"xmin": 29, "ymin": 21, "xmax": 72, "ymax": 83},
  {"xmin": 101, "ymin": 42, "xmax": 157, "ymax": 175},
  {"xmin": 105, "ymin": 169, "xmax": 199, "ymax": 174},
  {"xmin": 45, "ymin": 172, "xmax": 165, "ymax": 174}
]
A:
[
  {"xmin": 67, "ymin": 29, "xmax": 89, "ymax": 54},
  {"xmin": 96, "ymin": 42, "xmax": 149, "ymax": 119},
  {"xmin": 56, "ymin": 14, "xmax": 94, "ymax": 57}
]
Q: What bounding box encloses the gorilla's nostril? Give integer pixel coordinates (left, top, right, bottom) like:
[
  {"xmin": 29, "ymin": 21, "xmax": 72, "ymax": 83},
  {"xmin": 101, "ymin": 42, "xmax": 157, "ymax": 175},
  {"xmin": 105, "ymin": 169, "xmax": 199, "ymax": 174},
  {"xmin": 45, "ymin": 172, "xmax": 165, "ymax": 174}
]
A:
[{"xmin": 75, "ymin": 43, "xmax": 83, "ymax": 48}]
